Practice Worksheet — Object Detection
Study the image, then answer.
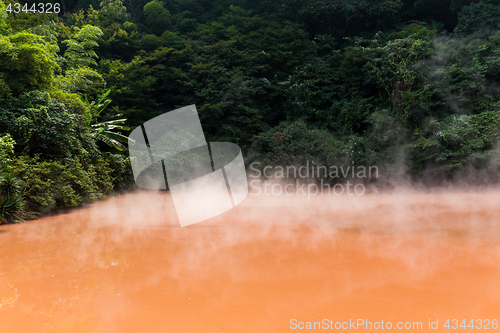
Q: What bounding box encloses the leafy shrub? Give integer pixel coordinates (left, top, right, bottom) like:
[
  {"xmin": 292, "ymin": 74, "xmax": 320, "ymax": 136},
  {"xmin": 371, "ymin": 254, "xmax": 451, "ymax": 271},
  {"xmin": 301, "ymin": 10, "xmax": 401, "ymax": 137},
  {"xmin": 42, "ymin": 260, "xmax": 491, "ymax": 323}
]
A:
[
  {"xmin": 350, "ymin": 110, "xmax": 410, "ymax": 169},
  {"xmin": 0, "ymin": 32, "xmax": 59, "ymax": 96},
  {"xmin": 249, "ymin": 110, "xmax": 410, "ymax": 181},
  {"xmin": 0, "ymin": 173, "xmax": 27, "ymax": 223},
  {"xmin": 455, "ymin": 0, "xmax": 500, "ymax": 36},
  {"xmin": 0, "ymin": 90, "xmax": 100, "ymax": 160},
  {"xmin": 8, "ymin": 155, "xmax": 114, "ymax": 212},
  {"xmin": 143, "ymin": 0, "xmax": 171, "ymax": 35},
  {"xmin": 422, "ymin": 31, "xmax": 500, "ymax": 118},
  {"xmin": 411, "ymin": 110, "xmax": 500, "ymax": 171},
  {"xmin": 6, "ymin": 150, "xmax": 133, "ymax": 213},
  {"xmin": 249, "ymin": 119, "xmax": 349, "ymax": 167},
  {"xmin": 141, "ymin": 33, "xmax": 163, "ymax": 50},
  {"xmin": 102, "ymin": 152, "xmax": 133, "ymax": 191},
  {"xmin": 0, "ymin": 173, "xmax": 23, "ymax": 197},
  {"xmin": 0, "ymin": 133, "xmax": 15, "ymax": 172},
  {"xmin": 0, "ymin": 193, "xmax": 26, "ymax": 223}
]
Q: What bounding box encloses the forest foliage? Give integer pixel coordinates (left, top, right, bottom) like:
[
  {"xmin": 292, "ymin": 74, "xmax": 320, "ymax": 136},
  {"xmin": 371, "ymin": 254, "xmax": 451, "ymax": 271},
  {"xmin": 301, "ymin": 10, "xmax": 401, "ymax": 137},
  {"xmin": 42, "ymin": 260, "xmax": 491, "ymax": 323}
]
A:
[{"xmin": 1, "ymin": 0, "xmax": 500, "ymax": 220}]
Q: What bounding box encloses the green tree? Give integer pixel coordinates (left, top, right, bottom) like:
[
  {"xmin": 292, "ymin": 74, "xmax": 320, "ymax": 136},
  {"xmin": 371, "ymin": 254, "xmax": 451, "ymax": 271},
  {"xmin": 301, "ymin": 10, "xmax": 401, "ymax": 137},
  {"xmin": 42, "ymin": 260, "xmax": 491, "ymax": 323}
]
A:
[
  {"xmin": 62, "ymin": 24, "xmax": 103, "ymax": 68},
  {"xmin": 99, "ymin": 56, "xmax": 159, "ymax": 125},
  {"xmin": 0, "ymin": 90, "xmax": 99, "ymax": 159},
  {"xmin": 455, "ymin": 0, "xmax": 500, "ymax": 35},
  {"xmin": 55, "ymin": 67, "xmax": 106, "ymax": 98},
  {"xmin": 0, "ymin": 1, "xmax": 8, "ymax": 33},
  {"xmin": 99, "ymin": 0, "xmax": 129, "ymax": 23},
  {"xmin": 143, "ymin": 0, "xmax": 172, "ymax": 35},
  {"xmin": 0, "ymin": 32, "xmax": 59, "ymax": 96}
]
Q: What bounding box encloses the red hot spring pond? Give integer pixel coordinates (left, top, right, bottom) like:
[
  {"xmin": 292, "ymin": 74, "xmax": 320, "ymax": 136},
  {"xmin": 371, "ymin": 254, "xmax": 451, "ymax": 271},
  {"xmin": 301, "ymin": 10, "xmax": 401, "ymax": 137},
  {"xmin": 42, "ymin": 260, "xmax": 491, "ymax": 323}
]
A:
[{"xmin": 0, "ymin": 190, "xmax": 499, "ymax": 332}]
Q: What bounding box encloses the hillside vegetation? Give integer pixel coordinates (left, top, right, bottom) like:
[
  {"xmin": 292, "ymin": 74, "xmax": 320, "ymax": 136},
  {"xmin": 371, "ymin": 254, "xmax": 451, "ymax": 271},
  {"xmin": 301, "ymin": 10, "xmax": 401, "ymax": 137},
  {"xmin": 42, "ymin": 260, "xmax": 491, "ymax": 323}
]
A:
[{"xmin": 1, "ymin": 0, "xmax": 500, "ymax": 221}]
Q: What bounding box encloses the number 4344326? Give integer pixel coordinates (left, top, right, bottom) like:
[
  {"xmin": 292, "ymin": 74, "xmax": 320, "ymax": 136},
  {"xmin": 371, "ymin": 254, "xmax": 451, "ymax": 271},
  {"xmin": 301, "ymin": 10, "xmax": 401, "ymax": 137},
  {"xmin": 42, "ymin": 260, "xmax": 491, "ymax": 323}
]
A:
[
  {"xmin": 444, "ymin": 319, "xmax": 498, "ymax": 329},
  {"xmin": 5, "ymin": 3, "xmax": 61, "ymax": 14}
]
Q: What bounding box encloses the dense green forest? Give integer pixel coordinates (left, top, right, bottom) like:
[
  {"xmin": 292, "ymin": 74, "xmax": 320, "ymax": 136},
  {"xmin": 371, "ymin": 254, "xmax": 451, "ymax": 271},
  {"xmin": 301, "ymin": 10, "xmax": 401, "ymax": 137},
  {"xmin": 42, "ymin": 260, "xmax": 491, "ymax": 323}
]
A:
[{"xmin": 1, "ymin": 0, "xmax": 500, "ymax": 222}]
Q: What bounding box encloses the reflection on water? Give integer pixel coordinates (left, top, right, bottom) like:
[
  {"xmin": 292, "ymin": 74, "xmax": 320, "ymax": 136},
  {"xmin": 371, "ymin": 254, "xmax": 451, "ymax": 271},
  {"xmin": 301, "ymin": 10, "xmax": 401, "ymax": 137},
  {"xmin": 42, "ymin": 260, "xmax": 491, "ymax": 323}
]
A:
[{"xmin": 0, "ymin": 190, "xmax": 499, "ymax": 332}]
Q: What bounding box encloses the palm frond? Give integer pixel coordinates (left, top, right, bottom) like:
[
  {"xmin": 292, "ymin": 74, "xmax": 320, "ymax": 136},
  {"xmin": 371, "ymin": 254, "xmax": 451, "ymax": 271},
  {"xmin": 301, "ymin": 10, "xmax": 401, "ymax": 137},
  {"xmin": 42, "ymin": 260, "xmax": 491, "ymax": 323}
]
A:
[
  {"xmin": 99, "ymin": 134, "xmax": 126, "ymax": 151},
  {"xmin": 0, "ymin": 173, "xmax": 23, "ymax": 197},
  {"xmin": 100, "ymin": 131, "xmax": 130, "ymax": 144},
  {"xmin": 84, "ymin": 89, "xmax": 132, "ymax": 151}
]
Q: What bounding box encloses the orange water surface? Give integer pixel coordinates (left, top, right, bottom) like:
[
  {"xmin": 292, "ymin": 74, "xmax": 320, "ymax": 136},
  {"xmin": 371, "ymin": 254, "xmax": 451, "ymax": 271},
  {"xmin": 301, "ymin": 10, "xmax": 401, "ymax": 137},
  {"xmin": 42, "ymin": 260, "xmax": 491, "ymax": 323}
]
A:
[{"xmin": 0, "ymin": 190, "xmax": 499, "ymax": 332}]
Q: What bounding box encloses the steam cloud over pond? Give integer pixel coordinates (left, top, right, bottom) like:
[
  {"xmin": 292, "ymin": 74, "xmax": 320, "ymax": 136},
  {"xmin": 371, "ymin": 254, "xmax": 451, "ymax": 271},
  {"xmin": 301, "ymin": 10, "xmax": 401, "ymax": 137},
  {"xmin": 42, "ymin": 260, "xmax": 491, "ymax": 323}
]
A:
[{"xmin": 0, "ymin": 189, "xmax": 499, "ymax": 332}]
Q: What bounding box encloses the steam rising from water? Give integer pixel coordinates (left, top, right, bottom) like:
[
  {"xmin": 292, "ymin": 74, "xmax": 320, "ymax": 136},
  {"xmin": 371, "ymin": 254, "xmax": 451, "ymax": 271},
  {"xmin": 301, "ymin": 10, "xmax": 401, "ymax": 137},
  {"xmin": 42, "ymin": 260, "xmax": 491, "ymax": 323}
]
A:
[{"xmin": 1, "ymin": 189, "xmax": 499, "ymax": 332}]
